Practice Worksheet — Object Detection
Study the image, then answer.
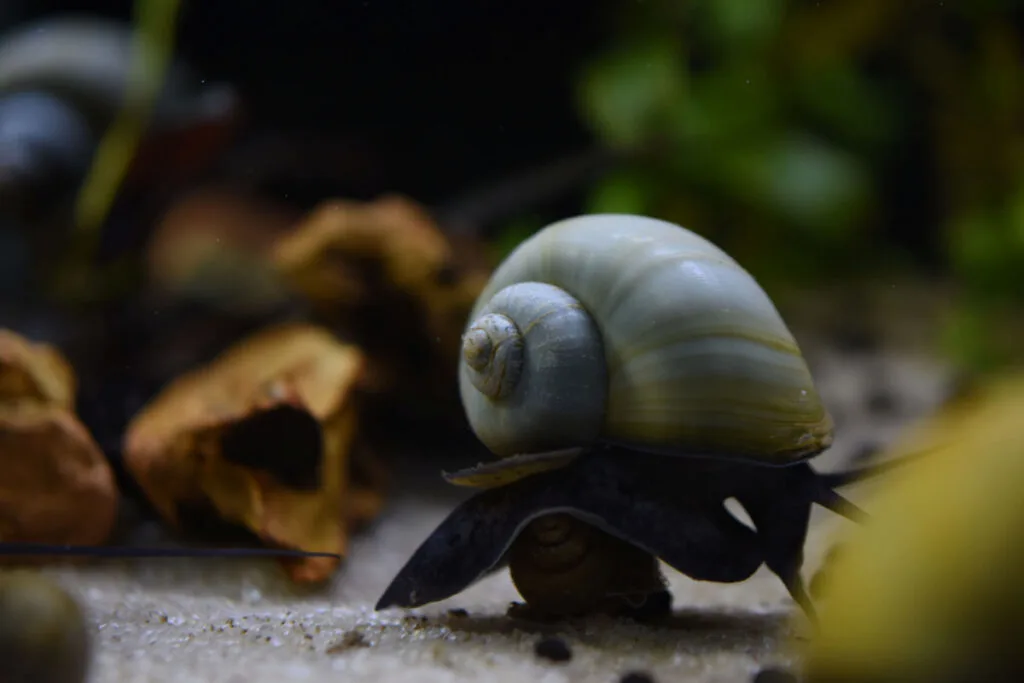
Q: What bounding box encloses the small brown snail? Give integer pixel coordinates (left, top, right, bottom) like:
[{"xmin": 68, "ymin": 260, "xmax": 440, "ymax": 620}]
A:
[{"xmin": 376, "ymin": 214, "xmax": 904, "ymax": 619}]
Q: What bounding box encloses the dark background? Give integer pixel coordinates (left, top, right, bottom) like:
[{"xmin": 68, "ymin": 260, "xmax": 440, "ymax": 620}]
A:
[
  {"xmin": 8, "ymin": 0, "xmax": 611, "ymax": 206},
  {"xmin": 3, "ymin": 0, "xmax": 1024, "ymax": 374}
]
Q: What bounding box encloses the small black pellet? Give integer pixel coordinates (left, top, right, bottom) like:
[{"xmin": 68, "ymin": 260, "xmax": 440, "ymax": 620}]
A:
[
  {"xmin": 434, "ymin": 261, "xmax": 459, "ymax": 286},
  {"xmin": 865, "ymin": 388, "xmax": 897, "ymax": 416},
  {"xmin": 534, "ymin": 636, "xmax": 572, "ymax": 662},
  {"xmin": 622, "ymin": 589, "xmax": 673, "ymax": 622},
  {"xmin": 752, "ymin": 666, "xmax": 798, "ymax": 683},
  {"xmin": 620, "ymin": 671, "xmax": 656, "ymax": 683},
  {"xmin": 447, "ymin": 608, "xmax": 469, "ymax": 618}
]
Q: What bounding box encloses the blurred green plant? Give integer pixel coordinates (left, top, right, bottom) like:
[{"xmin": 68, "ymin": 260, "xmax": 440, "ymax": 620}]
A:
[
  {"xmin": 541, "ymin": 0, "xmax": 1024, "ymax": 371},
  {"xmin": 52, "ymin": 0, "xmax": 182, "ymax": 304}
]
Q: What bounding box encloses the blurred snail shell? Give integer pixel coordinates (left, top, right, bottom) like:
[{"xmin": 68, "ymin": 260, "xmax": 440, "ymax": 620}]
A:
[
  {"xmin": 0, "ymin": 570, "xmax": 90, "ymax": 683},
  {"xmin": 0, "ymin": 91, "xmax": 93, "ymax": 217},
  {"xmin": 457, "ymin": 213, "xmax": 833, "ymax": 466},
  {"xmin": 0, "ymin": 16, "xmax": 239, "ymax": 225},
  {"xmin": 0, "ymin": 16, "xmax": 238, "ymax": 132}
]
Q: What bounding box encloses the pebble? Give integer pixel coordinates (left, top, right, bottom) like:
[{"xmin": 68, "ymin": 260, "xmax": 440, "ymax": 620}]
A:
[
  {"xmin": 624, "ymin": 589, "xmax": 673, "ymax": 622},
  {"xmin": 752, "ymin": 666, "xmax": 798, "ymax": 683},
  {"xmin": 620, "ymin": 671, "xmax": 656, "ymax": 683},
  {"xmin": 327, "ymin": 631, "xmax": 369, "ymax": 653},
  {"xmin": 534, "ymin": 636, "xmax": 572, "ymax": 663},
  {"xmin": 0, "ymin": 570, "xmax": 90, "ymax": 683}
]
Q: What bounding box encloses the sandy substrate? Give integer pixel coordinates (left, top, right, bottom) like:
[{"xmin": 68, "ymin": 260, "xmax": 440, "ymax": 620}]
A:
[{"xmin": 18, "ymin": 347, "xmax": 954, "ymax": 683}]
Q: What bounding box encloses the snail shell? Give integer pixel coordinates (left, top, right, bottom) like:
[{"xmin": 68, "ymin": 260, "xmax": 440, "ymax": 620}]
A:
[
  {"xmin": 458, "ymin": 214, "xmax": 833, "ymax": 465},
  {"xmin": 0, "ymin": 570, "xmax": 90, "ymax": 683},
  {"xmin": 0, "ymin": 16, "xmax": 238, "ymax": 132},
  {"xmin": 507, "ymin": 512, "xmax": 666, "ymax": 617},
  {"xmin": 0, "ymin": 16, "xmax": 239, "ymax": 224}
]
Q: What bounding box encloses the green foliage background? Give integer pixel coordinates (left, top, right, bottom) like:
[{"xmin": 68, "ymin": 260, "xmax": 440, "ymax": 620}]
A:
[{"xmin": 522, "ymin": 0, "xmax": 1024, "ymax": 371}]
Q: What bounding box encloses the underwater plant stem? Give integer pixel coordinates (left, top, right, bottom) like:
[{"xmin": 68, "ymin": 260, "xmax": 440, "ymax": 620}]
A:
[{"xmin": 70, "ymin": 0, "xmax": 182, "ymax": 263}]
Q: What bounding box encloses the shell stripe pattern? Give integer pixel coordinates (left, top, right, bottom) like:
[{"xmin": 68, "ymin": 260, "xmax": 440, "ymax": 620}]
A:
[{"xmin": 460, "ymin": 214, "xmax": 833, "ymax": 464}]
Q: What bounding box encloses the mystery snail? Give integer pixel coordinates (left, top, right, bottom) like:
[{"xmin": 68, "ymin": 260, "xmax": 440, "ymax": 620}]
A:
[{"xmin": 376, "ymin": 214, "xmax": 901, "ymax": 619}]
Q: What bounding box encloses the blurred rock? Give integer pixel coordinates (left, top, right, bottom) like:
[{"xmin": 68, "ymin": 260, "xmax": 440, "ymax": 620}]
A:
[{"xmin": 0, "ymin": 329, "xmax": 118, "ymax": 554}]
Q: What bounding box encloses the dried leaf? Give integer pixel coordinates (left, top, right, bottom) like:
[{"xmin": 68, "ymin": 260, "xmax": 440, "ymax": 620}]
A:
[
  {"xmin": 270, "ymin": 194, "xmax": 489, "ymax": 407},
  {"xmin": 144, "ymin": 187, "xmax": 302, "ymax": 312},
  {"xmin": 272, "ymin": 194, "xmax": 455, "ymax": 304},
  {"xmin": 0, "ymin": 329, "xmax": 77, "ymax": 410},
  {"xmin": 122, "ymin": 323, "xmax": 375, "ymax": 582},
  {"xmin": 0, "ymin": 329, "xmax": 118, "ymax": 553}
]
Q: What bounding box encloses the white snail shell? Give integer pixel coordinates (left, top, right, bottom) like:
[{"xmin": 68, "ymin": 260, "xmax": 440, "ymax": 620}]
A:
[{"xmin": 458, "ymin": 214, "xmax": 833, "ymax": 463}]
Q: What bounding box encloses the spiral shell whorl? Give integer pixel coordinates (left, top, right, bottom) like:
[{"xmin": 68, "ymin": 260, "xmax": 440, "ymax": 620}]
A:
[
  {"xmin": 458, "ymin": 281, "xmax": 608, "ymax": 457},
  {"xmin": 507, "ymin": 513, "xmax": 667, "ymax": 616},
  {"xmin": 461, "ymin": 313, "xmax": 524, "ymax": 399}
]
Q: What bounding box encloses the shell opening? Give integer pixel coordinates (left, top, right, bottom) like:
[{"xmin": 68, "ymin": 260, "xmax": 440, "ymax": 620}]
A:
[{"xmin": 461, "ymin": 313, "xmax": 524, "ymax": 399}]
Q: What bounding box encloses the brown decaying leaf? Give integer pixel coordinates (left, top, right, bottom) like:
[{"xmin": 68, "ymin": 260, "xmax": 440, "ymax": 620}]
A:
[
  {"xmin": 272, "ymin": 194, "xmax": 458, "ymax": 305},
  {"xmin": 0, "ymin": 330, "xmax": 118, "ymax": 556},
  {"xmin": 270, "ymin": 194, "xmax": 490, "ymax": 406},
  {"xmin": 122, "ymin": 323, "xmax": 377, "ymax": 582},
  {"xmin": 144, "ymin": 187, "xmax": 303, "ymax": 312}
]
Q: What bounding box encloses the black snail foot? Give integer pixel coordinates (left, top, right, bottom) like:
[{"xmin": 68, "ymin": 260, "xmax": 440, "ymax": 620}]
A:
[{"xmin": 375, "ymin": 445, "xmax": 873, "ymax": 618}]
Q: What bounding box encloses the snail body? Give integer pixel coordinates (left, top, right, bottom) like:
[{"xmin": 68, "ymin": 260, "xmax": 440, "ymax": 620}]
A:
[{"xmin": 377, "ymin": 214, "xmax": 890, "ymax": 619}]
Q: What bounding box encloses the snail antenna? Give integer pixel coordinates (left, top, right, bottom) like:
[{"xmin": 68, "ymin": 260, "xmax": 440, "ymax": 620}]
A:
[
  {"xmin": 815, "ymin": 447, "xmax": 934, "ymax": 491},
  {"xmin": 813, "ymin": 487, "xmax": 869, "ymax": 523}
]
